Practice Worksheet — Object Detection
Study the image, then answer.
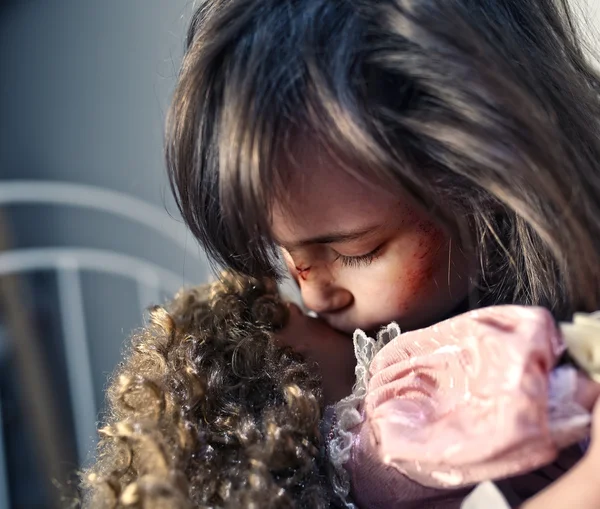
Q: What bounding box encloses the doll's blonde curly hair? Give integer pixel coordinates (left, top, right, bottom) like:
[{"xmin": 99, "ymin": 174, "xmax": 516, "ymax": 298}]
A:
[{"xmin": 82, "ymin": 272, "xmax": 335, "ymax": 508}]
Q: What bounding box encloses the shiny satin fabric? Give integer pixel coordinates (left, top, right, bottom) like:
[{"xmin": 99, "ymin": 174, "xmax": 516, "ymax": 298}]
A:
[{"xmin": 342, "ymin": 306, "xmax": 592, "ymax": 507}]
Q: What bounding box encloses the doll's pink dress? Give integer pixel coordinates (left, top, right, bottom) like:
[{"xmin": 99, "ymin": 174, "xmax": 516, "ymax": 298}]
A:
[{"xmin": 324, "ymin": 306, "xmax": 593, "ymax": 508}]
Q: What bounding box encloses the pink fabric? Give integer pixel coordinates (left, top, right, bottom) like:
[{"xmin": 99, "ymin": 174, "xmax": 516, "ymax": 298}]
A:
[
  {"xmin": 348, "ymin": 420, "xmax": 469, "ymax": 509},
  {"xmin": 343, "ymin": 306, "xmax": 592, "ymax": 507}
]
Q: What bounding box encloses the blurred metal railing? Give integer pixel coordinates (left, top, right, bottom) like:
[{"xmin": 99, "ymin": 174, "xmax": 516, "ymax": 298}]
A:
[
  {"xmin": 0, "ymin": 181, "xmax": 207, "ymax": 506},
  {"xmin": 0, "ymin": 247, "xmax": 187, "ymax": 465},
  {"xmin": 0, "ymin": 398, "xmax": 9, "ymax": 509}
]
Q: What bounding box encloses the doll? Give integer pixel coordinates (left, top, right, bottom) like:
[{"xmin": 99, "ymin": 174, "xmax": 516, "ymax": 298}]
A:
[{"xmin": 82, "ymin": 273, "xmax": 600, "ymax": 508}]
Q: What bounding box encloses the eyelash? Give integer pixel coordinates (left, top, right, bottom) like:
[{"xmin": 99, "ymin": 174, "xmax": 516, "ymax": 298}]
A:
[{"xmin": 335, "ymin": 245, "xmax": 383, "ymax": 268}]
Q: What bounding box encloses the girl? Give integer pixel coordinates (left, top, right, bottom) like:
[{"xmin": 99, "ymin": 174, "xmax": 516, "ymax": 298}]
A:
[{"xmin": 165, "ymin": 0, "xmax": 600, "ymax": 506}]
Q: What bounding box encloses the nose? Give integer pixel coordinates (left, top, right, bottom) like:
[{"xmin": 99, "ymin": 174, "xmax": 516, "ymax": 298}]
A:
[{"xmin": 299, "ymin": 280, "xmax": 353, "ymax": 314}]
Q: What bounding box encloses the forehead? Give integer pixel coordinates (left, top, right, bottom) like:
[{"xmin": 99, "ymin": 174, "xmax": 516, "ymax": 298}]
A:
[{"xmin": 270, "ymin": 144, "xmax": 400, "ymax": 244}]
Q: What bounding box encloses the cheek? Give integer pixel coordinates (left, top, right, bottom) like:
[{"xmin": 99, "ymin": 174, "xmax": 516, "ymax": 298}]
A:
[
  {"xmin": 379, "ymin": 222, "xmax": 448, "ymax": 313},
  {"xmin": 403, "ymin": 223, "xmax": 447, "ymax": 295}
]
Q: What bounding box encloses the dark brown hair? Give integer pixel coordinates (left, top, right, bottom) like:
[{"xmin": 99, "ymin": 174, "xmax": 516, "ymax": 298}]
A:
[
  {"xmin": 82, "ymin": 273, "xmax": 336, "ymax": 508},
  {"xmin": 166, "ymin": 0, "xmax": 600, "ymax": 319}
]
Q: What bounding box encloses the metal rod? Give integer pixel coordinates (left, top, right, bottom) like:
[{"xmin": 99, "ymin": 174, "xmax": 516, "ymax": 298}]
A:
[
  {"xmin": 0, "ymin": 215, "xmax": 66, "ymax": 509},
  {"xmin": 57, "ymin": 261, "xmax": 97, "ymax": 467},
  {"xmin": 0, "ymin": 397, "xmax": 11, "ymax": 509}
]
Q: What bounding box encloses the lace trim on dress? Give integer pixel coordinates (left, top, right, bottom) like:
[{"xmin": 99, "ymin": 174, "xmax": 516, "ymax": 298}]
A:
[{"xmin": 326, "ymin": 323, "xmax": 400, "ymax": 507}]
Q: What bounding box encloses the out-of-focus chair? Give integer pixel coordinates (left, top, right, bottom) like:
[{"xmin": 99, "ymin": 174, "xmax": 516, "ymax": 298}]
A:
[{"xmin": 0, "ymin": 180, "xmax": 207, "ymax": 507}]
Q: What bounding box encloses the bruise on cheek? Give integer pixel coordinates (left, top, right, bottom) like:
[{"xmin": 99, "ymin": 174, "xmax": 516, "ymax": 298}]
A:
[
  {"xmin": 416, "ymin": 219, "xmax": 435, "ymax": 234},
  {"xmin": 403, "ymin": 222, "xmax": 447, "ymax": 302},
  {"xmin": 415, "ymin": 221, "xmax": 445, "ymax": 260},
  {"xmin": 403, "ymin": 265, "xmax": 436, "ymax": 309}
]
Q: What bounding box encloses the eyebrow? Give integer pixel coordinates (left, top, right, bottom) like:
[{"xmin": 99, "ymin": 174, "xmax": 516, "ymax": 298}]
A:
[{"xmin": 279, "ymin": 225, "xmax": 380, "ymax": 249}]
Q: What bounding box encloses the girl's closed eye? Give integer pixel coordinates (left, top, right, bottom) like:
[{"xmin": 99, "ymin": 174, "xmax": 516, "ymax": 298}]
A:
[{"xmin": 335, "ymin": 245, "xmax": 384, "ymax": 268}]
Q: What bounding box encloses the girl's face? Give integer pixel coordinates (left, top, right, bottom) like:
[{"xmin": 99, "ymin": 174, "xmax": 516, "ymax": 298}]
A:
[{"xmin": 271, "ymin": 146, "xmax": 472, "ymax": 334}]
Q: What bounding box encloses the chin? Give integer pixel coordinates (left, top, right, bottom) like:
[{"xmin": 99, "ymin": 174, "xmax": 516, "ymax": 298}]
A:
[
  {"xmin": 326, "ymin": 322, "xmax": 357, "ymax": 335},
  {"xmin": 317, "ymin": 315, "xmax": 357, "ymax": 335}
]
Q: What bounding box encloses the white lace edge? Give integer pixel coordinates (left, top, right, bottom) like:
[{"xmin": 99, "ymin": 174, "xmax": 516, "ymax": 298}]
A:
[{"xmin": 327, "ymin": 322, "xmax": 401, "ymax": 508}]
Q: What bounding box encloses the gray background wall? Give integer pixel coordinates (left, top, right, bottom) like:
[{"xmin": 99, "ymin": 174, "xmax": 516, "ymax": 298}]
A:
[
  {"xmin": 0, "ymin": 2, "xmax": 211, "ymax": 507},
  {"xmin": 0, "ymin": 0, "xmax": 209, "ymax": 401}
]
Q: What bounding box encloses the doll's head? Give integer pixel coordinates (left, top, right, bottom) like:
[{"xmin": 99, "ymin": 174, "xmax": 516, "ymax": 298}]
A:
[{"xmin": 82, "ymin": 272, "xmax": 336, "ymax": 508}]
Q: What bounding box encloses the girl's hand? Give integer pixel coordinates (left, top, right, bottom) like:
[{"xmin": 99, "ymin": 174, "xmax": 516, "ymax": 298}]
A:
[
  {"xmin": 520, "ymin": 397, "xmax": 600, "ymax": 509},
  {"xmin": 275, "ymin": 304, "xmax": 356, "ymax": 405},
  {"xmin": 574, "ymin": 371, "xmax": 600, "ymax": 413},
  {"xmin": 581, "ymin": 394, "xmax": 600, "ymax": 465}
]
